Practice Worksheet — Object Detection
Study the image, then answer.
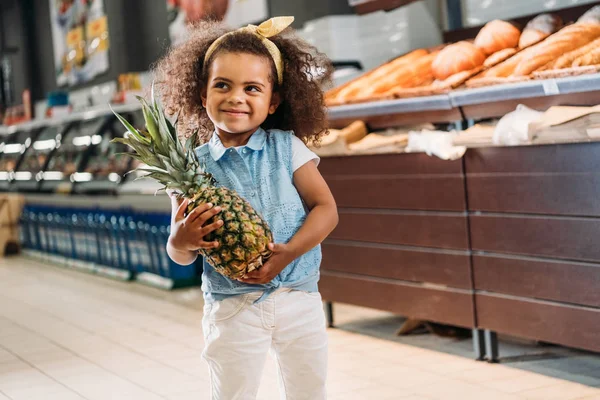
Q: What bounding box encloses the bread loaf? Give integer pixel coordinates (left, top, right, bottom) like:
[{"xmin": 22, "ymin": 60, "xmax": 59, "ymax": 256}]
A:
[
  {"xmin": 338, "ymin": 121, "xmax": 367, "ymax": 144},
  {"xmin": 484, "ymin": 48, "xmax": 517, "ymax": 67},
  {"xmin": 513, "ymin": 23, "xmax": 600, "ymax": 76},
  {"xmin": 573, "ymin": 46, "xmax": 600, "ymax": 67},
  {"xmin": 432, "ymin": 41, "xmax": 486, "ymax": 80},
  {"xmin": 479, "ymin": 44, "xmax": 536, "ymax": 78},
  {"xmin": 474, "ymin": 20, "xmax": 521, "ymax": 55},
  {"xmin": 578, "ymin": 5, "xmax": 600, "ymax": 25},
  {"xmin": 332, "ymin": 49, "xmax": 428, "ymax": 102},
  {"xmin": 359, "ymin": 52, "xmax": 437, "ymax": 97},
  {"xmin": 552, "ymin": 37, "xmax": 600, "ymax": 69},
  {"xmin": 519, "ymin": 14, "xmax": 563, "ymax": 48}
]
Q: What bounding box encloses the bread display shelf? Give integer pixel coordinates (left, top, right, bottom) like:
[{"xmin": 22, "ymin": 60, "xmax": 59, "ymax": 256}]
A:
[
  {"xmin": 556, "ymin": 72, "xmax": 600, "ymax": 94},
  {"xmin": 449, "ymin": 80, "xmax": 549, "ymax": 106},
  {"xmin": 328, "ymin": 94, "xmax": 453, "ymax": 119},
  {"xmin": 327, "ymin": 95, "xmax": 461, "ymax": 129},
  {"xmin": 328, "ymin": 73, "xmax": 600, "ymax": 125},
  {"xmin": 456, "ymin": 73, "xmax": 600, "ymax": 120}
]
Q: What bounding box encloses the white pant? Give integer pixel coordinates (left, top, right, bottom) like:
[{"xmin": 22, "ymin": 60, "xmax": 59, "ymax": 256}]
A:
[{"xmin": 202, "ymin": 288, "xmax": 328, "ymax": 400}]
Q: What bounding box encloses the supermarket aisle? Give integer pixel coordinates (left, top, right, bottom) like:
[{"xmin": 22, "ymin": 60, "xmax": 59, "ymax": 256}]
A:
[{"xmin": 1, "ymin": 256, "xmax": 600, "ymax": 400}]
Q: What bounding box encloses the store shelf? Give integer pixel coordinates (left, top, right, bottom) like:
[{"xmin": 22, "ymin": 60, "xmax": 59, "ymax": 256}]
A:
[
  {"xmin": 329, "ymin": 95, "xmax": 453, "ymax": 119},
  {"xmin": 450, "ymin": 81, "xmax": 549, "ymax": 107},
  {"xmin": 0, "ymin": 102, "xmax": 142, "ymax": 135},
  {"xmin": 327, "ymin": 95, "xmax": 461, "ymax": 128},
  {"xmin": 556, "ymin": 73, "xmax": 600, "ymax": 95},
  {"xmin": 451, "ymin": 74, "xmax": 600, "ymax": 107},
  {"xmin": 454, "ymin": 74, "xmax": 600, "ymax": 120}
]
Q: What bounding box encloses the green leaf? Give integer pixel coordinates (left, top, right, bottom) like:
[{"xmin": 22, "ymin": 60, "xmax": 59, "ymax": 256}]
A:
[
  {"xmin": 138, "ymin": 97, "xmax": 162, "ymax": 146},
  {"xmin": 169, "ymin": 147, "xmax": 185, "ymax": 171},
  {"xmin": 151, "ymin": 80, "xmax": 159, "ymax": 112},
  {"xmin": 185, "ymin": 129, "xmax": 198, "ymax": 155},
  {"xmin": 156, "ymin": 107, "xmax": 177, "ymax": 153},
  {"xmin": 110, "ymin": 105, "xmax": 150, "ymax": 145},
  {"xmin": 141, "ymin": 171, "xmax": 176, "ymax": 184}
]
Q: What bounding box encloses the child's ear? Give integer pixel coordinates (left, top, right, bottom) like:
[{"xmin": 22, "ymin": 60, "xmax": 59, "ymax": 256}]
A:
[
  {"xmin": 269, "ymin": 92, "xmax": 281, "ymax": 115},
  {"xmin": 201, "ymin": 88, "xmax": 207, "ymax": 108}
]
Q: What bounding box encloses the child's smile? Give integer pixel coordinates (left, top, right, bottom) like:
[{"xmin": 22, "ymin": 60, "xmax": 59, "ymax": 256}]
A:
[{"xmin": 202, "ymin": 52, "xmax": 279, "ymax": 147}]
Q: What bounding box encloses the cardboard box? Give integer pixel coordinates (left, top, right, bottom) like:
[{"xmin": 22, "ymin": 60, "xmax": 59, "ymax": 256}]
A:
[
  {"xmin": 0, "ymin": 225, "xmax": 19, "ymax": 257},
  {"xmin": 0, "ymin": 194, "xmax": 24, "ymax": 226}
]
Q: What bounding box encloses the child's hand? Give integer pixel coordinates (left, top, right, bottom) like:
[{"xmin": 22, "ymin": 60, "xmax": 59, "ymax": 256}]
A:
[
  {"xmin": 168, "ymin": 197, "xmax": 223, "ymax": 252},
  {"xmin": 237, "ymin": 243, "xmax": 296, "ymax": 284}
]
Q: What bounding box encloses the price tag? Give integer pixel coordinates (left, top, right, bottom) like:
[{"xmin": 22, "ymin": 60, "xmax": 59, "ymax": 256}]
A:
[
  {"xmin": 542, "ymin": 79, "xmax": 560, "ymax": 96},
  {"xmin": 587, "ymin": 128, "xmax": 600, "ymax": 138}
]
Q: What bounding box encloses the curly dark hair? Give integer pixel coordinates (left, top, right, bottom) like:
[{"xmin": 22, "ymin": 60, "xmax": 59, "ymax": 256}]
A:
[{"xmin": 153, "ymin": 19, "xmax": 334, "ymax": 145}]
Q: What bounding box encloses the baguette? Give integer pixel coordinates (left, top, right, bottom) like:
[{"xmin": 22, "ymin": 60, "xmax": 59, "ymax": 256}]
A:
[
  {"xmin": 357, "ymin": 52, "xmax": 437, "ymax": 97},
  {"xmin": 551, "ymin": 37, "xmax": 600, "ymax": 69},
  {"xmin": 480, "ymin": 47, "xmax": 534, "ymax": 77},
  {"xmin": 484, "ymin": 48, "xmax": 517, "ymax": 68},
  {"xmin": 512, "ymin": 23, "xmax": 600, "ymax": 76},
  {"xmin": 333, "ymin": 49, "xmax": 428, "ymax": 102},
  {"xmin": 573, "ymin": 46, "xmax": 600, "ymax": 67}
]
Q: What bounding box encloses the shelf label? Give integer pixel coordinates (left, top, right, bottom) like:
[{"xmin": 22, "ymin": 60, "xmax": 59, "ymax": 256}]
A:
[{"xmin": 542, "ymin": 80, "xmax": 560, "ymax": 96}]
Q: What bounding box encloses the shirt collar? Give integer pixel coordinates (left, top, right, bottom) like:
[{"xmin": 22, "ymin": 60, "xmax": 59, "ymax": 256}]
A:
[{"xmin": 208, "ymin": 127, "xmax": 267, "ymax": 161}]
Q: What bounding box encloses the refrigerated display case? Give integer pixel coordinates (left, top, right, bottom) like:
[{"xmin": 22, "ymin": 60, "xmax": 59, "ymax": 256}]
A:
[
  {"xmin": 0, "ymin": 131, "xmax": 21, "ymax": 192},
  {"xmin": 38, "ymin": 116, "xmax": 116, "ymax": 194},
  {"xmin": 73, "ymin": 110, "xmax": 143, "ymax": 195},
  {"xmin": 1, "ymin": 127, "xmax": 46, "ymax": 192}
]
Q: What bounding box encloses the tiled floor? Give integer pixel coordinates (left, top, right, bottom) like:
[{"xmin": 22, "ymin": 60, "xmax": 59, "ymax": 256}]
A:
[{"xmin": 2, "ymin": 256, "xmax": 600, "ymax": 400}]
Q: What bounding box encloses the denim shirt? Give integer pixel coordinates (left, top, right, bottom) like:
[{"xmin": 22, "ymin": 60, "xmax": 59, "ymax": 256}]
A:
[{"xmin": 195, "ymin": 128, "xmax": 321, "ymax": 303}]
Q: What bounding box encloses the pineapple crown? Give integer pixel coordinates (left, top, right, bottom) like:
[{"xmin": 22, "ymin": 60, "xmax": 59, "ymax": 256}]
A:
[{"xmin": 111, "ymin": 88, "xmax": 215, "ymax": 197}]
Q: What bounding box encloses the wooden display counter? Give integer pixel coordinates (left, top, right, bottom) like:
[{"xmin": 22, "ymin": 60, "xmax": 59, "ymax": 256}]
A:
[
  {"xmin": 319, "ymin": 152, "xmax": 475, "ymax": 330},
  {"xmin": 319, "ymin": 141, "xmax": 600, "ymax": 360},
  {"xmin": 466, "ymin": 142, "xmax": 600, "ymax": 355}
]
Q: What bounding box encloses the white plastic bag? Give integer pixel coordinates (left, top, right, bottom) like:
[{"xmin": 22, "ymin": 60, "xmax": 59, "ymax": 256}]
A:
[
  {"xmin": 405, "ymin": 130, "xmax": 467, "ymax": 160},
  {"xmin": 493, "ymin": 104, "xmax": 544, "ymax": 146}
]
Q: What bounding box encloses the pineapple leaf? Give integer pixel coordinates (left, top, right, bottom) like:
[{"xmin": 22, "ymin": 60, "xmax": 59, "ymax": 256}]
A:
[
  {"xmin": 110, "ymin": 137, "xmax": 128, "ymax": 145},
  {"xmin": 151, "ymin": 80, "xmax": 159, "ymax": 112},
  {"xmin": 130, "ymin": 166, "xmax": 170, "ymax": 174},
  {"xmin": 138, "ymin": 171, "xmax": 176, "ymax": 184},
  {"xmin": 154, "ymin": 187, "xmax": 167, "ymax": 196},
  {"xmin": 138, "ymin": 97, "xmax": 161, "ymax": 144},
  {"xmin": 110, "ymin": 105, "xmax": 150, "ymax": 145},
  {"xmin": 169, "ymin": 147, "xmax": 185, "ymax": 171},
  {"xmin": 156, "ymin": 107, "xmax": 178, "ymax": 154},
  {"xmin": 185, "ymin": 129, "xmax": 199, "ymax": 163}
]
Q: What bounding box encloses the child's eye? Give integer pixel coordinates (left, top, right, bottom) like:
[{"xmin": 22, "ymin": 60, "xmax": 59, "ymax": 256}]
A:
[
  {"xmin": 214, "ymin": 82, "xmax": 229, "ymax": 89},
  {"xmin": 246, "ymin": 86, "xmax": 260, "ymax": 92}
]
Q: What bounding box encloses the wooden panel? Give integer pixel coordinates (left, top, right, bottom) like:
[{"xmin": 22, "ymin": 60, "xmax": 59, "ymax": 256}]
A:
[
  {"xmin": 466, "ymin": 142, "xmax": 600, "ymax": 174},
  {"xmin": 326, "ymin": 176, "xmax": 465, "ymax": 211},
  {"xmin": 323, "ymin": 241, "xmax": 472, "ymax": 289},
  {"xmin": 461, "ymin": 91, "xmax": 600, "ymax": 121},
  {"xmin": 332, "ymin": 210, "xmax": 469, "ymax": 250},
  {"xmin": 476, "ymin": 294, "xmax": 600, "ymax": 353},
  {"xmin": 467, "ymin": 175, "xmax": 600, "ymax": 216},
  {"xmin": 470, "ymin": 215, "xmax": 600, "ymax": 263},
  {"xmin": 328, "ymin": 108, "xmax": 463, "ymax": 130},
  {"xmin": 321, "ymin": 272, "xmax": 475, "ymax": 328},
  {"xmin": 473, "ymin": 254, "xmax": 600, "ymax": 308},
  {"xmin": 320, "ymin": 153, "xmax": 464, "ymax": 176}
]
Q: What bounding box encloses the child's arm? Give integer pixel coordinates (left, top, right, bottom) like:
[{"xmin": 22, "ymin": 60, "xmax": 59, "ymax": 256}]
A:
[
  {"xmin": 239, "ymin": 161, "xmax": 338, "ymax": 284},
  {"xmin": 166, "ymin": 194, "xmax": 223, "ymax": 265}
]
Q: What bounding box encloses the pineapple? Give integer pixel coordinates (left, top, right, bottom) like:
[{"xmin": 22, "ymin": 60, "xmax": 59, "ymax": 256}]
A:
[{"xmin": 111, "ymin": 96, "xmax": 273, "ymax": 279}]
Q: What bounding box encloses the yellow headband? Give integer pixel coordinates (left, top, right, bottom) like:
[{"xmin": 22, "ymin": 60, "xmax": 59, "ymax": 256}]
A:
[{"xmin": 204, "ymin": 16, "xmax": 294, "ymax": 85}]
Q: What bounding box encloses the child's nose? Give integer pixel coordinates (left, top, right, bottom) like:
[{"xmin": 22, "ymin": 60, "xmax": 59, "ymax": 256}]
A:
[{"xmin": 227, "ymin": 88, "xmax": 246, "ymax": 103}]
